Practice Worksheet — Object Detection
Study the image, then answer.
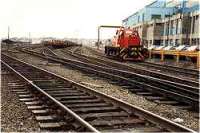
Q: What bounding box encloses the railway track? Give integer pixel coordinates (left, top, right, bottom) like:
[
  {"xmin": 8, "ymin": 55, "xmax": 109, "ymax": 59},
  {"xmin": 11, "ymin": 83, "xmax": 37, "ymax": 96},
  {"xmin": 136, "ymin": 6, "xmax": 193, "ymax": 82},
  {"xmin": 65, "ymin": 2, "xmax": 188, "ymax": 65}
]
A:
[
  {"xmin": 79, "ymin": 46, "xmax": 199, "ymax": 79},
  {"xmin": 136, "ymin": 61, "xmax": 199, "ymax": 78},
  {"xmin": 1, "ymin": 53, "xmax": 196, "ymax": 132},
  {"xmin": 15, "ymin": 48, "xmax": 199, "ymax": 112},
  {"xmin": 61, "ymin": 47, "xmax": 199, "ymax": 87}
]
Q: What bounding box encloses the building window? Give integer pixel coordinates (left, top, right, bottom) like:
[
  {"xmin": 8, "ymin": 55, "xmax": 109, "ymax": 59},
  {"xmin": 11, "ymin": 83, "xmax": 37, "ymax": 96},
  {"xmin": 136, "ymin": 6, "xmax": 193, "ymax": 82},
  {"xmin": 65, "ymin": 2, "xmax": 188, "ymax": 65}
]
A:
[
  {"xmin": 195, "ymin": 15, "xmax": 199, "ymax": 33},
  {"xmin": 176, "ymin": 19, "xmax": 178, "ymax": 34},
  {"xmin": 170, "ymin": 21, "xmax": 173, "ymax": 35},
  {"xmin": 175, "ymin": 39, "xmax": 180, "ymax": 46},
  {"xmin": 142, "ymin": 13, "xmax": 144, "ymax": 22},
  {"xmin": 156, "ymin": 23, "xmax": 162, "ymax": 26},
  {"xmin": 170, "ymin": 39, "xmax": 173, "ymax": 45},
  {"xmin": 150, "ymin": 40, "xmax": 152, "ymax": 44},
  {"xmin": 160, "ymin": 40, "xmax": 164, "ymax": 45},
  {"xmin": 154, "ymin": 40, "xmax": 161, "ymax": 45},
  {"xmin": 165, "ymin": 23, "xmax": 169, "ymax": 35},
  {"xmin": 196, "ymin": 38, "xmax": 199, "ymax": 45},
  {"xmin": 165, "ymin": 40, "xmax": 168, "ymax": 45},
  {"xmin": 151, "ymin": 14, "xmax": 161, "ymax": 19},
  {"xmin": 165, "ymin": 15, "xmax": 170, "ymax": 18},
  {"xmin": 192, "ymin": 16, "xmax": 195, "ymax": 33},
  {"xmin": 194, "ymin": 39, "xmax": 196, "ymax": 45},
  {"xmin": 138, "ymin": 16, "xmax": 140, "ymax": 23},
  {"xmin": 160, "ymin": 28, "xmax": 164, "ymax": 36},
  {"xmin": 196, "ymin": 15, "xmax": 199, "ymax": 20}
]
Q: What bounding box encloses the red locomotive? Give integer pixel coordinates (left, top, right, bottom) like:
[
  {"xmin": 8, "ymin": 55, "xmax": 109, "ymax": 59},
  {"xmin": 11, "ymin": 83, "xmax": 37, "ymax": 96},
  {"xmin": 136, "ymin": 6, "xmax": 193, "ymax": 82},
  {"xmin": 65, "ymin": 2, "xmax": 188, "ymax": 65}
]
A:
[{"xmin": 105, "ymin": 27, "xmax": 148, "ymax": 61}]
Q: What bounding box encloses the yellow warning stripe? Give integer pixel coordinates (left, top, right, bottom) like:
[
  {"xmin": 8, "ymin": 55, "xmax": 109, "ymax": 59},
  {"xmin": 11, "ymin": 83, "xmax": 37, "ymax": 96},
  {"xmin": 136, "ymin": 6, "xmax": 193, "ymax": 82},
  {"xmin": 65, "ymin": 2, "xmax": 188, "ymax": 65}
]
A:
[{"xmin": 120, "ymin": 48, "xmax": 125, "ymax": 53}]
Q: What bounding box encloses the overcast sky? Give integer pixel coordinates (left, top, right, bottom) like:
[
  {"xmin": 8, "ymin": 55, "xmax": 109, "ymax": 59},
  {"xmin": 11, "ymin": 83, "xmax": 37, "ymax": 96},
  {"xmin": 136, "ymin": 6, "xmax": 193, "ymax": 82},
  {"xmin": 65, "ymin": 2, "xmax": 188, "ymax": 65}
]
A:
[{"xmin": 0, "ymin": 0, "xmax": 153, "ymax": 39}]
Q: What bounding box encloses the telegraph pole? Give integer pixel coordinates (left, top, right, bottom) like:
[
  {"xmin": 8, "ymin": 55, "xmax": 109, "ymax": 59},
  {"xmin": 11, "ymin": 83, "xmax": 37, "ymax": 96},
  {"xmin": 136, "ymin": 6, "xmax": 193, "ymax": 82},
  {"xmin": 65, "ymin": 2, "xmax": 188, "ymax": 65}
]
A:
[
  {"xmin": 6, "ymin": 26, "xmax": 10, "ymax": 51},
  {"xmin": 8, "ymin": 26, "xmax": 10, "ymax": 39},
  {"xmin": 29, "ymin": 32, "xmax": 31, "ymax": 44}
]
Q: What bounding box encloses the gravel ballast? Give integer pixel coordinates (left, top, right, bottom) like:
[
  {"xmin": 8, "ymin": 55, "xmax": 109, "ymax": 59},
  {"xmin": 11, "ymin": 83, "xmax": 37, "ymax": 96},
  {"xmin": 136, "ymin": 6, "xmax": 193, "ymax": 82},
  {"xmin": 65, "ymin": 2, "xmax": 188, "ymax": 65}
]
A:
[
  {"xmin": 1, "ymin": 69, "xmax": 40, "ymax": 132},
  {"xmin": 3, "ymin": 50, "xmax": 199, "ymax": 131}
]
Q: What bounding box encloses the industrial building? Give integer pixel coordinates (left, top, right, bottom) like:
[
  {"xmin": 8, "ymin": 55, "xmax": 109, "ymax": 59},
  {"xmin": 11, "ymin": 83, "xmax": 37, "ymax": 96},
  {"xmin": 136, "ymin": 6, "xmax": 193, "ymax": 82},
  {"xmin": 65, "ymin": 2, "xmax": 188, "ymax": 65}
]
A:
[{"xmin": 122, "ymin": 0, "xmax": 200, "ymax": 47}]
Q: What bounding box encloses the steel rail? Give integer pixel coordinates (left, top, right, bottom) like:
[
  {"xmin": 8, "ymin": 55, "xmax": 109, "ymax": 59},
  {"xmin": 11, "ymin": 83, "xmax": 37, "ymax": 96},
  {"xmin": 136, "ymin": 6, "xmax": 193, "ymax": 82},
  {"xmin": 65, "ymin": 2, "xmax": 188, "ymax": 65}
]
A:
[
  {"xmin": 1, "ymin": 57, "xmax": 99, "ymax": 133},
  {"xmin": 42, "ymin": 48, "xmax": 199, "ymax": 98},
  {"xmin": 65, "ymin": 50, "xmax": 199, "ymax": 87},
  {"xmin": 15, "ymin": 49, "xmax": 199, "ymax": 111},
  {"xmin": 135, "ymin": 61, "xmax": 199, "ymax": 79},
  {"xmin": 83, "ymin": 46, "xmax": 199, "ymax": 78},
  {"xmin": 1, "ymin": 53, "xmax": 196, "ymax": 132}
]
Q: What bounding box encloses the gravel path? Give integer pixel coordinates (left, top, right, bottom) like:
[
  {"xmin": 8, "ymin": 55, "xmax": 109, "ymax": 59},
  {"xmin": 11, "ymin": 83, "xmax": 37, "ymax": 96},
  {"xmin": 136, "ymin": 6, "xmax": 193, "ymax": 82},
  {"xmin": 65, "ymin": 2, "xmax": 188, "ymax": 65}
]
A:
[
  {"xmin": 4, "ymin": 50, "xmax": 199, "ymax": 131},
  {"xmin": 1, "ymin": 69, "xmax": 40, "ymax": 132}
]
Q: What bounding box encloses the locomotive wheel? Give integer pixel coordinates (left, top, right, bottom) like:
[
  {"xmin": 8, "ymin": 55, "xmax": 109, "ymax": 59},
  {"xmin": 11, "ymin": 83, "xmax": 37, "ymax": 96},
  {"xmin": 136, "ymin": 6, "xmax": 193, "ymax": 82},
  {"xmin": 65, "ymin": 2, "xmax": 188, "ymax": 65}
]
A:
[
  {"xmin": 191, "ymin": 57, "xmax": 197, "ymax": 63},
  {"xmin": 142, "ymin": 48, "xmax": 149, "ymax": 58}
]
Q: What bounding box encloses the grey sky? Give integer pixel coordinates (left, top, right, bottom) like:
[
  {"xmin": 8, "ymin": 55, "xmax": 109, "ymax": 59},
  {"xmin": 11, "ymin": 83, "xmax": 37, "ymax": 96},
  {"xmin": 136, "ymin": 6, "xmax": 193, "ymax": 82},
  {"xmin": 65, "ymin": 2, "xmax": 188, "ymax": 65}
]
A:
[{"xmin": 0, "ymin": 0, "xmax": 153, "ymax": 39}]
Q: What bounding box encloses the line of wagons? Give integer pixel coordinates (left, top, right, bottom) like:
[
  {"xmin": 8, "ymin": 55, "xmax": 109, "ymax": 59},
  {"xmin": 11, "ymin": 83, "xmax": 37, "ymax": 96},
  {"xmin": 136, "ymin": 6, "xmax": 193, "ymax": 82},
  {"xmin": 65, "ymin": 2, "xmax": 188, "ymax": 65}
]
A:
[{"xmin": 42, "ymin": 40, "xmax": 81, "ymax": 48}]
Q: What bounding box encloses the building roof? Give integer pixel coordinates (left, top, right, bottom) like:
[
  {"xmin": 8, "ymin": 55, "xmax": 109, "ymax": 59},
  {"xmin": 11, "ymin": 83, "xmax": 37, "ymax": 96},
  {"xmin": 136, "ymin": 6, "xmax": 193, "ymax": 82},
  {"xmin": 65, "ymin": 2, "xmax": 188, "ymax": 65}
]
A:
[
  {"xmin": 145, "ymin": 0, "xmax": 166, "ymax": 8},
  {"xmin": 123, "ymin": 0, "xmax": 200, "ymax": 24}
]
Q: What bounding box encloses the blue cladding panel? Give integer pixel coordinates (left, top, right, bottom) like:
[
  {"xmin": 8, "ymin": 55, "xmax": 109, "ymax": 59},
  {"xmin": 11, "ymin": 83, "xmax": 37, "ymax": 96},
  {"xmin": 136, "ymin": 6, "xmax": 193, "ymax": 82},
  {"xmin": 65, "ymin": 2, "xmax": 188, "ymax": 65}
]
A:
[
  {"xmin": 182, "ymin": 4, "xmax": 200, "ymax": 13},
  {"xmin": 123, "ymin": 7, "xmax": 175, "ymax": 27},
  {"xmin": 123, "ymin": 0, "xmax": 200, "ymax": 27},
  {"xmin": 145, "ymin": 7, "xmax": 175, "ymax": 20}
]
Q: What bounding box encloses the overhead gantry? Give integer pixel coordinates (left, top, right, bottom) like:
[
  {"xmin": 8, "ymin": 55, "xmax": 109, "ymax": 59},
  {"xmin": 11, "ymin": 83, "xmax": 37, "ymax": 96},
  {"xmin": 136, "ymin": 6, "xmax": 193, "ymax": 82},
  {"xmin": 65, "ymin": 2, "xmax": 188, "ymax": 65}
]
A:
[{"xmin": 97, "ymin": 25, "xmax": 123, "ymax": 49}]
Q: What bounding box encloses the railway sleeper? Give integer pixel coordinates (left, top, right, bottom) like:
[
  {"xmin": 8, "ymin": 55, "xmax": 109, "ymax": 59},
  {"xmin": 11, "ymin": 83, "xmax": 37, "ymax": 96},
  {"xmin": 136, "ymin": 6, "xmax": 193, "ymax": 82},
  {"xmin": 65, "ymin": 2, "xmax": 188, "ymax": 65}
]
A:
[
  {"xmin": 12, "ymin": 88, "xmax": 27, "ymax": 92},
  {"xmin": 36, "ymin": 115, "xmax": 59, "ymax": 122},
  {"xmin": 91, "ymin": 117, "xmax": 146, "ymax": 128},
  {"xmin": 49, "ymin": 93, "xmax": 86, "ymax": 97},
  {"xmin": 175, "ymin": 105, "xmax": 193, "ymax": 110},
  {"xmin": 25, "ymin": 101, "xmax": 43, "ymax": 105},
  {"xmin": 27, "ymin": 105, "xmax": 47, "ymax": 110},
  {"xmin": 80, "ymin": 111, "xmax": 129, "ymax": 120},
  {"xmin": 45, "ymin": 89, "xmax": 81, "ymax": 93},
  {"xmin": 66, "ymin": 103, "xmax": 112, "ymax": 108},
  {"xmin": 120, "ymin": 85, "xmax": 133, "ymax": 89},
  {"xmin": 154, "ymin": 100, "xmax": 178, "ymax": 105},
  {"xmin": 18, "ymin": 94, "xmax": 34, "ymax": 98},
  {"xmin": 15, "ymin": 91, "xmax": 30, "ymax": 95},
  {"xmin": 39, "ymin": 122, "xmax": 64, "ymax": 131},
  {"xmin": 61, "ymin": 98, "xmax": 104, "ymax": 104},
  {"xmin": 135, "ymin": 92, "xmax": 153, "ymax": 96},
  {"xmin": 145, "ymin": 96, "xmax": 166, "ymax": 101},
  {"xmin": 55, "ymin": 95, "xmax": 96, "ymax": 101},
  {"xmin": 72, "ymin": 106, "xmax": 121, "ymax": 114},
  {"xmin": 102, "ymin": 126, "xmax": 162, "ymax": 132},
  {"xmin": 45, "ymin": 89, "xmax": 80, "ymax": 93},
  {"xmin": 42, "ymin": 87, "xmax": 75, "ymax": 91},
  {"xmin": 19, "ymin": 98, "xmax": 38, "ymax": 102}
]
